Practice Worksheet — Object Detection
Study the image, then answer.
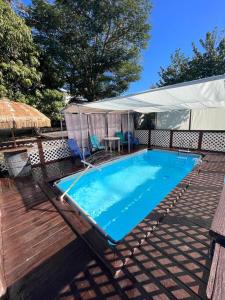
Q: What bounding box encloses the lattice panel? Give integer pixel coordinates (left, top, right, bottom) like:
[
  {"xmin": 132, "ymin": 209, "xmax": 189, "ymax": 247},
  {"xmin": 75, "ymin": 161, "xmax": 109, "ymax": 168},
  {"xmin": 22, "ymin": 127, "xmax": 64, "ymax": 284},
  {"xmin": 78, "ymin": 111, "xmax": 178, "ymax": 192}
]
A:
[
  {"xmin": 202, "ymin": 132, "xmax": 225, "ymax": 152},
  {"xmin": 27, "ymin": 143, "xmax": 41, "ymax": 165},
  {"xmin": 42, "ymin": 139, "xmax": 71, "ymax": 162},
  {"xmin": 0, "ymin": 143, "xmax": 40, "ymax": 171},
  {"xmin": 134, "ymin": 130, "xmax": 149, "ymax": 145},
  {"xmin": 0, "ymin": 153, "xmax": 7, "ymax": 172},
  {"xmin": 172, "ymin": 131, "xmax": 199, "ymax": 149},
  {"xmin": 151, "ymin": 130, "xmax": 170, "ymax": 147}
]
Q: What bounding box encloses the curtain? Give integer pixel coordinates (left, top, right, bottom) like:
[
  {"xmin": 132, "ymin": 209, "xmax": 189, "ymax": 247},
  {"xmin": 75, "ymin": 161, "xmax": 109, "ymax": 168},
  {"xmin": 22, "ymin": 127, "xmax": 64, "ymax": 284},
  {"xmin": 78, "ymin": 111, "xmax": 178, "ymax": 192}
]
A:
[
  {"xmin": 107, "ymin": 113, "xmax": 122, "ymax": 136},
  {"xmin": 121, "ymin": 113, "xmax": 134, "ymax": 133},
  {"xmin": 88, "ymin": 114, "xmax": 106, "ymax": 142},
  {"xmin": 65, "ymin": 113, "xmax": 89, "ymax": 147}
]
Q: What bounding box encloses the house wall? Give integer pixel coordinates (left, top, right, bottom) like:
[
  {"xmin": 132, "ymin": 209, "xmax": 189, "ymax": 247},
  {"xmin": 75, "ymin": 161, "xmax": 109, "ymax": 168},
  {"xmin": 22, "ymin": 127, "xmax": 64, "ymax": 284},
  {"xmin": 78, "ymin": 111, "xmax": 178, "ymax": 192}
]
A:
[
  {"xmin": 156, "ymin": 110, "xmax": 190, "ymax": 130},
  {"xmin": 156, "ymin": 108, "xmax": 225, "ymax": 130}
]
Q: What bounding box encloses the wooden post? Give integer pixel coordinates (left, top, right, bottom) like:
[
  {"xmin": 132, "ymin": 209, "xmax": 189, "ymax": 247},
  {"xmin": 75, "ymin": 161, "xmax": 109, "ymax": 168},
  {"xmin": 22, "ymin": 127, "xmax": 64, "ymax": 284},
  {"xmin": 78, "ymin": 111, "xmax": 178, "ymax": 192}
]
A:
[
  {"xmin": 11, "ymin": 120, "xmax": 17, "ymax": 147},
  {"xmin": 37, "ymin": 138, "xmax": 45, "ymax": 165},
  {"xmin": 148, "ymin": 129, "xmax": 151, "ymax": 149},
  {"xmin": 198, "ymin": 131, "xmax": 203, "ymax": 151},
  {"xmin": 170, "ymin": 130, "xmax": 173, "ymax": 148}
]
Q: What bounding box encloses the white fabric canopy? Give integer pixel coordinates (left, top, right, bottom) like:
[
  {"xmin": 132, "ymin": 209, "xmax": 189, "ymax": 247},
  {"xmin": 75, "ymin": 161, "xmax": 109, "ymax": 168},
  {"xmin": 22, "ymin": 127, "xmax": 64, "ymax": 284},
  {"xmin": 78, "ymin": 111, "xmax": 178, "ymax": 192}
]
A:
[{"xmin": 63, "ymin": 74, "xmax": 225, "ymax": 114}]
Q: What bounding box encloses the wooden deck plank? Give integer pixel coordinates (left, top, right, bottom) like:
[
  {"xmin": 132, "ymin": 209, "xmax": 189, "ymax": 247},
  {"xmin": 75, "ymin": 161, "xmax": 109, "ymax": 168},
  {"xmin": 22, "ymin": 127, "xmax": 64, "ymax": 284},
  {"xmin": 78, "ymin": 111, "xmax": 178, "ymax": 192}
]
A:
[
  {"xmin": 210, "ymin": 185, "xmax": 225, "ymax": 239},
  {"xmin": 210, "ymin": 244, "xmax": 225, "ymax": 300}
]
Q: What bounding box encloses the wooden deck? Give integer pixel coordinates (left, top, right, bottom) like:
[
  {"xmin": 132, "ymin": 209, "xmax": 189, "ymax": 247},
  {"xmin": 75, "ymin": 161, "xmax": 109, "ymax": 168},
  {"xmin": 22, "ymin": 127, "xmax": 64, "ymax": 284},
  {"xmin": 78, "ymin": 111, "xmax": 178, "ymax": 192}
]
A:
[{"xmin": 0, "ymin": 150, "xmax": 224, "ymax": 299}]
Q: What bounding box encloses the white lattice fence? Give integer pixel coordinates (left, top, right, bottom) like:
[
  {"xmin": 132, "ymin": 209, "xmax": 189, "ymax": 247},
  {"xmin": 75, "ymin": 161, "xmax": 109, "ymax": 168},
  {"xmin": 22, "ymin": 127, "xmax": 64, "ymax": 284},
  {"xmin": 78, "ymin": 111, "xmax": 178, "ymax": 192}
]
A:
[
  {"xmin": 0, "ymin": 152, "xmax": 7, "ymax": 172},
  {"xmin": 134, "ymin": 130, "xmax": 149, "ymax": 145},
  {"xmin": 202, "ymin": 132, "xmax": 225, "ymax": 152},
  {"xmin": 27, "ymin": 143, "xmax": 41, "ymax": 165},
  {"xmin": 172, "ymin": 131, "xmax": 199, "ymax": 149},
  {"xmin": 42, "ymin": 139, "xmax": 71, "ymax": 163},
  {"xmin": 0, "ymin": 142, "xmax": 40, "ymax": 172},
  {"xmin": 151, "ymin": 130, "xmax": 170, "ymax": 147}
]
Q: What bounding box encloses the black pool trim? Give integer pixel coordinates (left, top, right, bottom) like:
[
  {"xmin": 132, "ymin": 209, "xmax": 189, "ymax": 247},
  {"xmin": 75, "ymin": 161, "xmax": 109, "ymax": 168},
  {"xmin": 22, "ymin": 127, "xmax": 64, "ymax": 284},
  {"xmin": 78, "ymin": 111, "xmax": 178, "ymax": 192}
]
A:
[{"xmin": 49, "ymin": 181, "xmax": 121, "ymax": 246}]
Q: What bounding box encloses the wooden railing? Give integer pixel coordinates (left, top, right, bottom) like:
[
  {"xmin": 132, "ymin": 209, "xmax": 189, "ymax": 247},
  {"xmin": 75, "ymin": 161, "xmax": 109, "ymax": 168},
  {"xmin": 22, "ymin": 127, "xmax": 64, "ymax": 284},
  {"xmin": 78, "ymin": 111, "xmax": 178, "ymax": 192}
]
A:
[
  {"xmin": 134, "ymin": 129, "xmax": 225, "ymax": 152},
  {"xmin": 1, "ymin": 129, "xmax": 225, "ymax": 172},
  {"xmin": 0, "ymin": 137, "xmax": 72, "ymax": 172}
]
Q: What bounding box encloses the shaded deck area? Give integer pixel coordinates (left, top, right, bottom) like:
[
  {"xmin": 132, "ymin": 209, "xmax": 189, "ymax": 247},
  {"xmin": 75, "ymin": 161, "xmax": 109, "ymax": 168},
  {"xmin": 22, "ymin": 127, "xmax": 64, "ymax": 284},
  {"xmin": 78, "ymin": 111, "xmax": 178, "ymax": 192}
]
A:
[{"xmin": 0, "ymin": 150, "xmax": 225, "ymax": 299}]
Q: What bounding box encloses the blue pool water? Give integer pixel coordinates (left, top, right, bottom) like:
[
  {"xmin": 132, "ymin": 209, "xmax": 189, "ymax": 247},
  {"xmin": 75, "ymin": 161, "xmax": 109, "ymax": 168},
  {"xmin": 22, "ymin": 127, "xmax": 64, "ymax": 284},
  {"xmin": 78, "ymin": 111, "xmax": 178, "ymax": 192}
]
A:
[{"xmin": 56, "ymin": 150, "xmax": 200, "ymax": 242}]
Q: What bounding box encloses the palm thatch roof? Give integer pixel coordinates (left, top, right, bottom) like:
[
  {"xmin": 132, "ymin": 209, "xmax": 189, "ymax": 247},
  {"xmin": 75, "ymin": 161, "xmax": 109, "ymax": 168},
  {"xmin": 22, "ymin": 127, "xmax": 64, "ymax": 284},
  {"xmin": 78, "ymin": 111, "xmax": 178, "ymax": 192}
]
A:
[{"xmin": 0, "ymin": 98, "xmax": 51, "ymax": 129}]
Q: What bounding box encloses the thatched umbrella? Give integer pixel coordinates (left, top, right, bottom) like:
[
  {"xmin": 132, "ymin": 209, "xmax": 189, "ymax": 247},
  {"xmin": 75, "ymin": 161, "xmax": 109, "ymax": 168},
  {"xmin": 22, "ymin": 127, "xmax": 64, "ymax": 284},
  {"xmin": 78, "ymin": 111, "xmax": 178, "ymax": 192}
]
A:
[{"xmin": 0, "ymin": 97, "xmax": 51, "ymax": 146}]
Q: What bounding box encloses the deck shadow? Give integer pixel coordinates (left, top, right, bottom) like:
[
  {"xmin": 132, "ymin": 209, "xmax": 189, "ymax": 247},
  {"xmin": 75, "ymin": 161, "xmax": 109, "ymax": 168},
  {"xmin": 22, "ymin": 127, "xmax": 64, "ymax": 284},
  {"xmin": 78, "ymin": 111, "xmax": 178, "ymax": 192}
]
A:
[{"xmin": 7, "ymin": 238, "xmax": 109, "ymax": 300}]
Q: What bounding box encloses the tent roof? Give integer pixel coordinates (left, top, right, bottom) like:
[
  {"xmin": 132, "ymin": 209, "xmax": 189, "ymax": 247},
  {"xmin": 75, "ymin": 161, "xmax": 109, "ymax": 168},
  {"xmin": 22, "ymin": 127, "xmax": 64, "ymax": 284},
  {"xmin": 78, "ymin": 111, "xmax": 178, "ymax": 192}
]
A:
[{"xmin": 63, "ymin": 74, "xmax": 225, "ymax": 114}]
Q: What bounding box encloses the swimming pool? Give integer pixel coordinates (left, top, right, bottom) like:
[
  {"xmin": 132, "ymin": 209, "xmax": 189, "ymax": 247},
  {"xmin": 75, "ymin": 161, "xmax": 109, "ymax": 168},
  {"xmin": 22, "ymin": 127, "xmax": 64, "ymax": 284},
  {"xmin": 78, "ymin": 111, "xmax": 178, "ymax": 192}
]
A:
[{"xmin": 55, "ymin": 150, "xmax": 200, "ymax": 244}]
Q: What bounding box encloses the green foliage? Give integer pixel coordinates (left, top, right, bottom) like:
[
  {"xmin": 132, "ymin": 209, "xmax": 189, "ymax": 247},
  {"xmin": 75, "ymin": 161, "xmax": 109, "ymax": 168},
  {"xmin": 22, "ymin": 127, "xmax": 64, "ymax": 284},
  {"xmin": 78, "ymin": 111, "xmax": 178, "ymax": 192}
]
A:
[
  {"xmin": 28, "ymin": 89, "xmax": 64, "ymax": 120},
  {"xmin": 157, "ymin": 29, "xmax": 225, "ymax": 86},
  {"xmin": 134, "ymin": 112, "xmax": 155, "ymax": 129},
  {"xmin": 0, "ymin": 0, "xmax": 41, "ymax": 101},
  {"xmin": 0, "ymin": 0, "xmax": 64, "ymax": 121},
  {"xmin": 26, "ymin": 0, "xmax": 151, "ymax": 101}
]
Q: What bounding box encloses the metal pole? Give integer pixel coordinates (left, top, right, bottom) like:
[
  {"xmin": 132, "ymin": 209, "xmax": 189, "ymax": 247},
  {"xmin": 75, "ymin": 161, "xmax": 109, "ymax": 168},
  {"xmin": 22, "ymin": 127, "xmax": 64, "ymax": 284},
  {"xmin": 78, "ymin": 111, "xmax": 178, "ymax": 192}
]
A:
[
  {"xmin": 60, "ymin": 112, "xmax": 66, "ymax": 157},
  {"xmin": 60, "ymin": 113, "xmax": 63, "ymax": 140},
  {"xmin": 87, "ymin": 114, "xmax": 90, "ymax": 139},
  {"xmin": 106, "ymin": 113, "xmax": 109, "ymax": 137},
  {"xmin": 77, "ymin": 105, "xmax": 85, "ymax": 162},
  {"xmin": 189, "ymin": 110, "xmax": 192, "ymax": 130},
  {"xmin": 128, "ymin": 111, "xmax": 130, "ymax": 153}
]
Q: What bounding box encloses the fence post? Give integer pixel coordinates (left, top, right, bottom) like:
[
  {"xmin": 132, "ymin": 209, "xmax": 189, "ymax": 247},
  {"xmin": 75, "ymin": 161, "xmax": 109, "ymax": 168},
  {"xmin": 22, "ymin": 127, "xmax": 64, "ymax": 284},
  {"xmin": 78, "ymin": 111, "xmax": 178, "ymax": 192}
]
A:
[
  {"xmin": 170, "ymin": 130, "xmax": 173, "ymax": 148},
  {"xmin": 37, "ymin": 138, "xmax": 45, "ymax": 165},
  {"xmin": 198, "ymin": 131, "xmax": 203, "ymax": 151},
  {"xmin": 148, "ymin": 129, "xmax": 151, "ymax": 149}
]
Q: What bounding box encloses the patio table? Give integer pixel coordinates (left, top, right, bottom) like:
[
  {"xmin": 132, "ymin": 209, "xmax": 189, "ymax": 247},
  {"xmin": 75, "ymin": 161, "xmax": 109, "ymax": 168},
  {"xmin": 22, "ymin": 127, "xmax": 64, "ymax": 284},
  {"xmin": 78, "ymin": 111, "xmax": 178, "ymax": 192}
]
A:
[{"xmin": 103, "ymin": 137, "xmax": 120, "ymax": 153}]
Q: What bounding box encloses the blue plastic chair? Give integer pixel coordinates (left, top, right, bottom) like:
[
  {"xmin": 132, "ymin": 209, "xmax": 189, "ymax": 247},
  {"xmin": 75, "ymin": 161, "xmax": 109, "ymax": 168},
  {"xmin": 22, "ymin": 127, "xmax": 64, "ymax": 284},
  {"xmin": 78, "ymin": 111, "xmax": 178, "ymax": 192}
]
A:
[
  {"xmin": 90, "ymin": 135, "xmax": 105, "ymax": 151},
  {"xmin": 68, "ymin": 139, "xmax": 90, "ymax": 160},
  {"xmin": 125, "ymin": 132, "xmax": 139, "ymax": 146}
]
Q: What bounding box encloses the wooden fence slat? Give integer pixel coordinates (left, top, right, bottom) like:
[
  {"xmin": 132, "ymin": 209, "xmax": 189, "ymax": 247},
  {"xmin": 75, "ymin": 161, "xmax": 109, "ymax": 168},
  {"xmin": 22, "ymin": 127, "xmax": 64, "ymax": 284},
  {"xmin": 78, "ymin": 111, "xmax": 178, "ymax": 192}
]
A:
[
  {"xmin": 169, "ymin": 130, "xmax": 173, "ymax": 148},
  {"xmin": 198, "ymin": 131, "xmax": 203, "ymax": 150}
]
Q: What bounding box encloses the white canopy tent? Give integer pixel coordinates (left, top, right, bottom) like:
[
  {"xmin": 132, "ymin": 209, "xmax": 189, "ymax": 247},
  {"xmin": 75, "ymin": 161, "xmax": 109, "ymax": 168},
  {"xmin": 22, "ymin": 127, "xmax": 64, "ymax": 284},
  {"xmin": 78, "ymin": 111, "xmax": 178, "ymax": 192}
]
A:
[
  {"xmin": 63, "ymin": 74, "xmax": 225, "ymax": 114},
  {"xmin": 63, "ymin": 74, "xmax": 225, "ymax": 157},
  {"xmin": 63, "ymin": 110, "xmax": 134, "ymax": 155}
]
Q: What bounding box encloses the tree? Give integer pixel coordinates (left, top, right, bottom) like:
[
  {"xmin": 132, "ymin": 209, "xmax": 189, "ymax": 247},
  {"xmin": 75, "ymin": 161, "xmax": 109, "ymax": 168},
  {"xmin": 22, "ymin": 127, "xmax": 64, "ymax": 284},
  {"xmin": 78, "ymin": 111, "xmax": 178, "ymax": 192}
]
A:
[
  {"xmin": 26, "ymin": 0, "xmax": 151, "ymax": 101},
  {"xmin": 0, "ymin": 0, "xmax": 41, "ymax": 101},
  {"xmin": 28, "ymin": 89, "xmax": 64, "ymax": 120},
  {"xmin": 157, "ymin": 29, "xmax": 225, "ymax": 87},
  {"xmin": 0, "ymin": 0, "xmax": 64, "ymax": 120}
]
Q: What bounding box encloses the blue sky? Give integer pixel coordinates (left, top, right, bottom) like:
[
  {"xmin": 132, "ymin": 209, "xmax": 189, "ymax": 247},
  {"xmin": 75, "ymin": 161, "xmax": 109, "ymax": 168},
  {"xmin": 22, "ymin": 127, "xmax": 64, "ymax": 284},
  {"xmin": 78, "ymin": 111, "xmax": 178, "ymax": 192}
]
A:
[
  {"xmin": 128, "ymin": 0, "xmax": 225, "ymax": 94},
  {"xmin": 23, "ymin": 0, "xmax": 225, "ymax": 94}
]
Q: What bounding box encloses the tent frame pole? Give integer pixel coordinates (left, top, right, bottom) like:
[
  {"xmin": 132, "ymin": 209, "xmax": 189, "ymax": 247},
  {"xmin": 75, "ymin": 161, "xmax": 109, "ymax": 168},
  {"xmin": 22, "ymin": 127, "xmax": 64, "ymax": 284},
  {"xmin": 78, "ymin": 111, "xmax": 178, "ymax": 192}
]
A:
[
  {"xmin": 60, "ymin": 112, "xmax": 66, "ymax": 157},
  {"xmin": 77, "ymin": 105, "xmax": 85, "ymax": 162},
  {"xmin": 60, "ymin": 112, "xmax": 64, "ymax": 140},
  {"xmin": 106, "ymin": 113, "xmax": 109, "ymax": 137},
  {"xmin": 189, "ymin": 110, "xmax": 192, "ymax": 130},
  {"xmin": 128, "ymin": 110, "xmax": 130, "ymax": 153}
]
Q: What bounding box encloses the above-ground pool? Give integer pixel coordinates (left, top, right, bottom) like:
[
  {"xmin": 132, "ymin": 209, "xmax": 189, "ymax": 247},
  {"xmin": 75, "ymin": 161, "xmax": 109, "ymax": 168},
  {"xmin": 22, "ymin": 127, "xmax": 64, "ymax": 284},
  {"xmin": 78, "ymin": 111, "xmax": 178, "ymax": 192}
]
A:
[{"xmin": 55, "ymin": 150, "xmax": 200, "ymax": 244}]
